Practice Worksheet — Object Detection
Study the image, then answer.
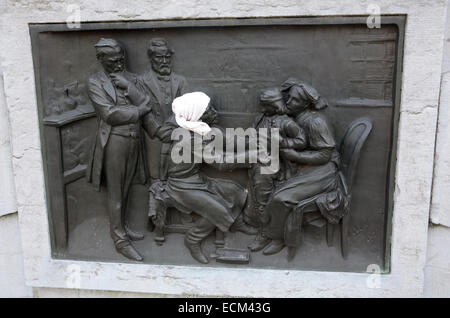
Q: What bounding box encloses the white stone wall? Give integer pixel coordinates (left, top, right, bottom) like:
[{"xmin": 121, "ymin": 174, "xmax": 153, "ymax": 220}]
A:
[
  {"xmin": 425, "ymin": 2, "xmax": 450, "ymax": 298},
  {"xmin": 0, "ymin": 213, "xmax": 32, "ymax": 297},
  {"xmin": 0, "ymin": 66, "xmax": 17, "ymax": 217},
  {"xmin": 424, "ymin": 225, "xmax": 450, "ymax": 297},
  {"xmin": 0, "ymin": 45, "xmax": 30, "ymax": 297},
  {"xmin": 0, "ymin": 0, "xmax": 450, "ymax": 297},
  {"xmin": 431, "ymin": 2, "xmax": 450, "ymax": 229}
]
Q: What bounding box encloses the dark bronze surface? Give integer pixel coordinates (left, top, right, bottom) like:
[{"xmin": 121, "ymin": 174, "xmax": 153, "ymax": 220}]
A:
[{"xmin": 30, "ymin": 16, "xmax": 404, "ymax": 272}]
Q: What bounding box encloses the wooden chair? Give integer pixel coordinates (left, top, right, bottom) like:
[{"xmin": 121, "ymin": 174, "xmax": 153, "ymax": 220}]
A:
[{"xmin": 286, "ymin": 118, "xmax": 373, "ymax": 260}]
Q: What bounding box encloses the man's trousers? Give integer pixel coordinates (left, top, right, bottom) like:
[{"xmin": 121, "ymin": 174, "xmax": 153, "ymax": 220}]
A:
[{"xmin": 104, "ymin": 134, "xmax": 140, "ymax": 245}]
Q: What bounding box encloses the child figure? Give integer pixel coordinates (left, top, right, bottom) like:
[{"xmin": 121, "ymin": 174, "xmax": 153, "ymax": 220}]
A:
[{"xmin": 248, "ymin": 87, "xmax": 307, "ymax": 252}]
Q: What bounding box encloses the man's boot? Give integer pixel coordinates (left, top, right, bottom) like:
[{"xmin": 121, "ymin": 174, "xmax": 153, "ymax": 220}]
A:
[
  {"xmin": 230, "ymin": 215, "xmax": 258, "ymax": 235},
  {"xmin": 263, "ymin": 239, "xmax": 285, "ymax": 255},
  {"xmin": 115, "ymin": 240, "xmax": 143, "ymax": 261},
  {"xmin": 248, "ymin": 231, "xmax": 272, "ymax": 252},
  {"xmin": 125, "ymin": 223, "xmax": 144, "ymax": 241},
  {"xmin": 184, "ymin": 237, "xmax": 208, "ymax": 264}
]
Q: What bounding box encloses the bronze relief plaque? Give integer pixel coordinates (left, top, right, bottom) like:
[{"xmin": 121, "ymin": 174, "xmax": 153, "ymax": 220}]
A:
[{"xmin": 30, "ymin": 17, "xmax": 404, "ymax": 272}]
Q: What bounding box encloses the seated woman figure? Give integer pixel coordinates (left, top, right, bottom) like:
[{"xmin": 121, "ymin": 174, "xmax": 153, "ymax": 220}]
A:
[
  {"xmin": 260, "ymin": 79, "xmax": 342, "ymax": 256},
  {"xmin": 148, "ymin": 92, "xmax": 255, "ymax": 264},
  {"xmin": 248, "ymin": 87, "xmax": 307, "ymax": 252}
]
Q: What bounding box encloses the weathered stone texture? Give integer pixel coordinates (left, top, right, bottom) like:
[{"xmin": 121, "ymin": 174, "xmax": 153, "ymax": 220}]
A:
[
  {"xmin": 0, "ymin": 66, "xmax": 17, "ymax": 217},
  {"xmin": 431, "ymin": 4, "xmax": 450, "ymax": 228},
  {"xmin": 0, "ymin": 213, "xmax": 32, "ymax": 297},
  {"xmin": 0, "ymin": 0, "xmax": 447, "ymax": 297},
  {"xmin": 424, "ymin": 225, "xmax": 450, "ymax": 297}
]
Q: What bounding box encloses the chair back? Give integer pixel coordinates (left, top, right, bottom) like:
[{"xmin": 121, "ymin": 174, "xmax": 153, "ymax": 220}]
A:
[{"xmin": 339, "ymin": 118, "xmax": 373, "ymax": 194}]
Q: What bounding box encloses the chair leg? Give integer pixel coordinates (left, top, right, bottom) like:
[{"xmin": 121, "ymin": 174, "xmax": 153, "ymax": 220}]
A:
[
  {"xmin": 340, "ymin": 214, "xmax": 350, "ymax": 259},
  {"xmin": 215, "ymin": 229, "xmax": 225, "ymax": 248},
  {"xmin": 154, "ymin": 226, "xmax": 165, "ymax": 245},
  {"xmin": 326, "ymin": 222, "xmax": 335, "ymax": 247},
  {"xmin": 149, "ymin": 190, "xmax": 166, "ymax": 245},
  {"xmin": 147, "ymin": 218, "xmax": 155, "ymax": 232}
]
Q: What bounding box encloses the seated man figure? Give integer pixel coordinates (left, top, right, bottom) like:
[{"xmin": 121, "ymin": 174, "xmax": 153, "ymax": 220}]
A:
[
  {"xmin": 248, "ymin": 87, "xmax": 307, "ymax": 252},
  {"xmin": 148, "ymin": 92, "xmax": 255, "ymax": 264}
]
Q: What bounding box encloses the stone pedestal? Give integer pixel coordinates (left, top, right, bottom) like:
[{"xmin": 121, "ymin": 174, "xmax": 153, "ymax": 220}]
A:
[{"xmin": 0, "ymin": 0, "xmax": 448, "ymax": 297}]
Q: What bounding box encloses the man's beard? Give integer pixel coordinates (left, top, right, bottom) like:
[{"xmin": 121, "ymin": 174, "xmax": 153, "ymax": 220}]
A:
[
  {"xmin": 154, "ymin": 64, "xmax": 172, "ymax": 75},
  {"xmin": 158, "ymin": 66, "xmax": 171, "ymax": 75}
]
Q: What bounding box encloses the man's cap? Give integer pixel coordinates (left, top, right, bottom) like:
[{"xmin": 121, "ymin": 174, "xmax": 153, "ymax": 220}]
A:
[
  {"xmin": 149, "ymin": 38, "xmax": 168, "ymax": 48},
  {"xmin": 148, "ymin": 38, "xmax": 174, "ymax": 54},
  {"xmin": 94, "ymin": 38, "xmax": 121, "ymax": 49}
]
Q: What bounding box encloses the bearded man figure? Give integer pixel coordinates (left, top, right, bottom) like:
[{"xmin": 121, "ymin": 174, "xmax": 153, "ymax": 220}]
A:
[{"xmin": 137, "ymin": 38, "xmax": 189, "ymax": 182}]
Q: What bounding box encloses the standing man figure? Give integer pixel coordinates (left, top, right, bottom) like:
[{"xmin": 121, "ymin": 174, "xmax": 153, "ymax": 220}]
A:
[
  {"xmin": 138, "ymin": 38, "xmax": 189, "ymax": 182},
  {"xmin": 86, "ymin": 38, "xmax": 151, "ymax": 261}
]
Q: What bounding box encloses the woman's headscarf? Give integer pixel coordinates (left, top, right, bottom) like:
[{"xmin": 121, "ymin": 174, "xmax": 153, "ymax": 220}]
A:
[
  {"xmin": 281, "ymin": 78, "xmax": 328, "ymax": 110},
  {"xmin": 172, "ymin": 92, "xmax": 212, "ymax": 136}
]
